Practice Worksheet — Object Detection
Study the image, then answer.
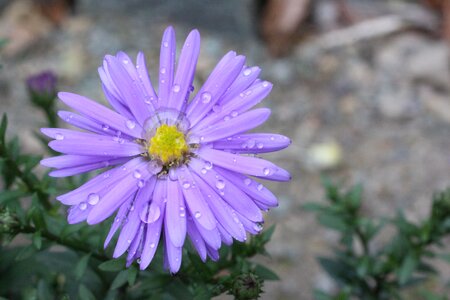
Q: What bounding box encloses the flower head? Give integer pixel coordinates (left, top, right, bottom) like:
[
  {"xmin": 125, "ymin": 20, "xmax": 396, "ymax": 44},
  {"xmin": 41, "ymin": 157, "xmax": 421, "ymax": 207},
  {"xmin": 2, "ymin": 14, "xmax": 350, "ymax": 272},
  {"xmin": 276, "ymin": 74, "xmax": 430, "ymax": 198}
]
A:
[
  {"xmin": 41, "ymin": 27, "xmax": 291, "ymax": 272},
  {"xmin": 26, "ymin": 70, "xmax": 57, "ymax": 108}
]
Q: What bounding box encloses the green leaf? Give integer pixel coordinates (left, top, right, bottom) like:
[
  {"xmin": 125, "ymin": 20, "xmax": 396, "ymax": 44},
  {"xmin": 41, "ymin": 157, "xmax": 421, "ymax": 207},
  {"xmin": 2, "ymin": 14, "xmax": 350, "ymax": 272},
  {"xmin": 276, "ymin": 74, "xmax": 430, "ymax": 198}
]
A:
[
  {"xmin": 78, "ymin": 284, "xmax": 96, "ymax": 300},
  {"xmin": 345, "ymin": 184, "xmax": 362, "ymax": 209},
  {"xmin": 32, "ymin": 231, "xmax": 42, "ymax": 250},
  {"xmin": 127, "ymin": 265, "xmax": 138, "ymax": 286},
  {"xmin": 253, "ymin": 264, "xmax": 280, "ymax": 280},
  {"xmin": 302, "ymin": 203, "xmax": 326, "ymax": 212},
  {"xmin": 397, "ymin": 253, "xmax": 419, "ymax": 285},
  {"xmin": 110, "ymin": 270, "xmax": 129, "ymax": 289},
  {"xmin": 15, "ymin": 245, "xmax": 37, "ymax": 261},
  {"xmin": 75, "ymin": 253, "xmax": 91, "ymax": 281},
  {"xmin": 0, "ymin": 114, "xmax": 7, "ymax": 146},
  {"xmin": 318, "ymin": 257, "xmax": 353, "ymax": 283},
  {"xmin": 0, "ymin": 190, "xmax": 28, "ymax": 205},
  {"xmin": 98, "ymin": 258, "xmax": 126, "ymax": 272},
  {"xmin": 318, "ymin": 213, "xmax": 347, "ymax": 232},
  {"xmin": 260, "ymin": 225, "xmax": 276, "ymax": 243}
]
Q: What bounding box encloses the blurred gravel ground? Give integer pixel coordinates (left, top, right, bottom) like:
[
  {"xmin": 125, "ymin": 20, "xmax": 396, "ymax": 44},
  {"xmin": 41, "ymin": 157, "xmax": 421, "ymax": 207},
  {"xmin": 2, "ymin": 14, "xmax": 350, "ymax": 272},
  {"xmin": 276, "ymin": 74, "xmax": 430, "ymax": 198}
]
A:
[{"xmin": 0, "ymin": 0, "xmax": 449, "ymax": 299}]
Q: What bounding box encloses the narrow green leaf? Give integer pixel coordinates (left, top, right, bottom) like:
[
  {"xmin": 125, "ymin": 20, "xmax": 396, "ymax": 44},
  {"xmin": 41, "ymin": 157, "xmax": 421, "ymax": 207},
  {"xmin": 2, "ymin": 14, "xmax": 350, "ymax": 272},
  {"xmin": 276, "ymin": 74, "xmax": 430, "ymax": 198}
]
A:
[
  {"xmin": 398, "ymin": 253, "xmax": 418, "ymax": 285},
  {"xmin": 33, "ymin": 231, "xmax": 42, "ymax": 250},
  {"xmin": 127, "ymin": 265, "xmax": 138, "ymax": 286},
  {"xmin": 0, "ymin": 190, "xmax": 28, "ymax": 204},
  {"xmin": 111, "ymin": 270, "xmax": 129, "ymax": 289},
  {"xmin": 15, "ymin": 245, "xmax": 37, "ymax": 261},
  {"xmin": 98, "ymin": 258, "xmax": 126, "ymax": 272},
  {"xmin": 75, "ymin": 253, "xmax": 91, "ymax": 280},
  {"xmin": 318, "ymin": 214, "xmax": 347, "ymax": 232},
  {"xmin": 253, "ymin": 264, "xmax": 280, "ymax": 280},
  {"xmin": 78, "ymin": 284, "xmax": 96, "ymax": 300}
]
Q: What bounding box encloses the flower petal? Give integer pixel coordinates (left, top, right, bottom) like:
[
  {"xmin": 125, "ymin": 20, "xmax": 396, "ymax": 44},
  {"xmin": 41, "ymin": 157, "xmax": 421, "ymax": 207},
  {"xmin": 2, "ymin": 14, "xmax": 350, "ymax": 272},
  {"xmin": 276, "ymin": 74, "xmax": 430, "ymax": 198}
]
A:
[
  {"xmin": 186, "ymin": 53, "xmax": 245, "ymax": 127},
  {"xmin": 158, "ymin": 26, "xmax": 176, "ymax": 104},
  {"xmin": 190, "ymin": 108, "xmax": 271, "ymax": 144},
  {"xmin": 218, "ymin": 66, "xmax": 261, "ymax": 106},
  {"xmin": 197, "ymin": 147, "xmax": 290, "ymax": 181},
  {"xmin": 136, "ymin": 51, "xmax": 158, "ymax": 106},
  {"xmin": 164, "ymin": 228, "xmax": 182, "ymax": 273},
  {"xmin": 212, "ymin": 133, "xmax": 291, "ymax": 154},
  {"xmin": 166, "ymin": 29, "xmax": 200, "ymax": 111},
  {"xmin": 49, "ymin": 157, "xmax": 129, "ymax": 177},
  {"xmin": 58, "ymin": 92, "xmax": 143, "ymax": 138},
  {"xmin": 186, "ymin": 217, "xmax": 207, "ymax": 261},
  {"xmin": 189, "ymin": 158, "xmax": 262, "ymax": 222},
  {"xmin": 165, "ymin": 178, "xmax": 187, "ymax": 247},
  {"xmin": 177, "ymin": 166, "xmax": 216, "ymax": 230},
  {"xmin": 104, "ymin": 195, "xmax": 134, "ymax": 248}
]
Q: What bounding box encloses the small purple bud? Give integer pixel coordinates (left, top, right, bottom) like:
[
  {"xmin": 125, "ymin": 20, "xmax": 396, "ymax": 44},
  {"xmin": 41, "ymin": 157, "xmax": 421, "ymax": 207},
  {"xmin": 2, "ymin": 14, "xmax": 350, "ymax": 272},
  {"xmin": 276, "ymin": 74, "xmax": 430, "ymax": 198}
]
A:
[{"xmin": 26, "ymin": 71, "xmax": 58, "ymax": 108}]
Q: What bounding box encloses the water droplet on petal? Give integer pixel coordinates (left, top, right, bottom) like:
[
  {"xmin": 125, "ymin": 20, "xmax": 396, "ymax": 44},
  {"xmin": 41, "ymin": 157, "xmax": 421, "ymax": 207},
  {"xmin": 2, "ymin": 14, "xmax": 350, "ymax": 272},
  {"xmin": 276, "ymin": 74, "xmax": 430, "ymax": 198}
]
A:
[
  {"xmin": 230, "ymin": 111, "xmax": 238, "ymax": 117},
  {"xmin": 244, "ymin": 178, "xmax": 251, "ymax": 186},
  {"xmin": 201, "ymin": 92, "xmax": 212, "ymax": 103},
  {"xmin": 247, "ymin": 139, "xmax": 255, "ymax": 148},
  {"xmin": 79, "ymin": 202, "xmax": 87, "ymax": 210},
  {"xmin": 215, "ymin": 179, "xmax": 225, "ymax": 190},
  {"xmin": 270, "ymin": 136, "xmax": 275, "ymax": 141},
  {"xmin": 257, "ymin": 184, "xmax": 263, "ymax": 191},
  {"xmin": 212, "ymin": 105, "xmax": 221, "ymax": 113},
  {"xmin": 179, "ymin": 206, "xmax": 186, "ymax": 217},
  {"xmin": 204, "ymin": 161, "xmax": 213, "ymax": 170},
  {"xmin": 223, "ymin": 116, "xmax": 230, "ymax": 121},
  {"xmin": 55, "ymin": 133, "xmax": 64, "ymax": 140},
  {"xmin": 253, "ymin": 223, "xmax": 263, "ymax": 231},
  {"xmin": 126, "ymin": 120, "xmax": 136, "ymax": 129},
  {"xmin": 133, "ymin": 170, "xmax": 142, "ymax": 179},
  {"xmin": 256, "ymin": 143, "xmax": 264, "ymax": 149},
  {"xmin": 263, "ymin": 168, "xmax": 271, "ymax": 175},
  {"xmin": 194, "ymin": 211, "xmax": 201, "ymax": 219},
  {"xmin": 182, "ymin": 181, "xmax": 191, "ymax": 189},
  {"xmin": 169, "ymin": 168, "xmax": 177, "ymax": 181},
  {"xmin": 102, "ymin": 124, "xmax": 109, "ymax": 131},
  {"xmin": 137, "ymin": 180, "xmax": 145, "ymax": 188},
  {"xmin": 123, "ymin": 59, "xmax": 129, "ymax": 64},
  {"xmin": 87, "ymin": 193, "xmax": 99, "ymax": 205},
  {"xmin": 201, "ymin": 168, "xmax": 207, "ymax": 174},
  {"xmin": 262, "ymin": 81, "xmax": 270, "ymax": 87},
  {"xmin": 160, "ymin": 67, "xmax": 166, "ymax": 74},
  {"xmin": 150, "ymin": 242, "xmax": 156, "ymax": 248},
  {"xmin": 172, "ymin": 84, "xmax": 181, "ymax": 93},
  {"xmin": 243, "ymin": 68, "xmax": 252, "ymax": 76},
  {"xmin": 142, "ymin": 203, "xmax": 161, "ymax": 223},
  {"xmin": 129, "ymin": 205, "xmax": 135, "ymax": 211},
  {"xmin": 163, "ymin": 41, "xmax": 169, "ymax": 47},
  {"xmin": 127, "ymin": 239, "xmax": 132, "ymax": 243}
]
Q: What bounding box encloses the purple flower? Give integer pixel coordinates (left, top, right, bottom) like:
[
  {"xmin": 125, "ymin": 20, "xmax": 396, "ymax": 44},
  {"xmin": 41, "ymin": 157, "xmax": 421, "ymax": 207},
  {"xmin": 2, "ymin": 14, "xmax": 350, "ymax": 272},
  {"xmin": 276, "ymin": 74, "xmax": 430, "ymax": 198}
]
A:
[
  {"xmin": 26, "ymin": 71, "xmax": 58, "ymax": 107},
  {"xmin": 41, "ymin": 27, "xmax": 291, "ymax": 272}
]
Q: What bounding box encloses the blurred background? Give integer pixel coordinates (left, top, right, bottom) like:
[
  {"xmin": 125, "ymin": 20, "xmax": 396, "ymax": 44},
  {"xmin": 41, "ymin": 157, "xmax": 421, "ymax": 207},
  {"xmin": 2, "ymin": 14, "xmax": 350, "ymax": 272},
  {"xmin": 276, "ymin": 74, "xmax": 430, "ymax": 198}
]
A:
[{"xmin": 0, "ymin": 0, "xmax": 449, "ymax": 298}]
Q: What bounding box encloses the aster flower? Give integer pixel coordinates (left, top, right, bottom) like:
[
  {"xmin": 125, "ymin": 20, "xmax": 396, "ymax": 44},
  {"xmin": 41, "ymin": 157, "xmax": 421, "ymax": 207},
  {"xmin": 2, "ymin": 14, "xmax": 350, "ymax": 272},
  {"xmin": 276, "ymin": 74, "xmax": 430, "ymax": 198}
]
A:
[{"xmin": 41, "ymin": 26, "xmax": 291, "ymax": 273}]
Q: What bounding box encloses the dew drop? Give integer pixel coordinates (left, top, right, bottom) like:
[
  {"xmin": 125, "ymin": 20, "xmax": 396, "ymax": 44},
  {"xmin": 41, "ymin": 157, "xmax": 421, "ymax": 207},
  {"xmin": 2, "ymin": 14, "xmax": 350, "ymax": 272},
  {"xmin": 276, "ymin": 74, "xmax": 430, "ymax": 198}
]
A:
[
  {"xmin": 204, "ymin": 161, "xmax": 213, "ymax": 170},
  {"xmin": 253, "ymin": 223, "xmax": 263, "ymax": 231},
  {"xmin": 123, "ymin": 59, "xmax": 129, "ymax": 64},
  {"xmin": 87, "ymin": 193, "xmax": 99, "ymax": 205},
  {"xmin": 223, "ymin": 116, "xmax": 230, "ymax": 121},
  {"xmin": 270, "ymin": 136, "xmax": 275, "ymax": 141},
  {"xmin": 257, "ymin": 184, "xmax": 263, "ymax": 191},
  {"xmin": 201, "ymin": 168, "xmax": 207, "ymax": 174},
  {"xmin": 230, "ymin": 110, "xmax": 238, "ymax": 117},
  {"xmin": 55, "ymin": 133, "xmax": 64, "ymax": 140},
  {"xmin": 169, "ymin": 168, "xmax": 177, "ymax": 181},
  {"xmin": 194, "ymin": 211, "xmax": 201, "ymax": 219},
  {"xmin": 150, "ymin": 242, "xmax": 156, "ymax": 248},
  {"xmin": 256, "ymin": 143, "xmax": 264, "ymax": 149},
  {"xmin": 163, "ymin": 41, "xmax": 169, "ymax": 47},
  {"xmin": 179, "ymin": 206, "xmax": 186, "ymax": 217},
  {"xmin": 212, "ymin": 105, "xmax": 222, "ymax": 113},
  {"xmin": 172, "ymin": 84, "xmax": 181, "ymax": 93},
  {"xmin": 215, "ymin": 179, "xmax": 225, "ymax": 190},
  {"xmin": 133, "ymin": 170, "xmax": 142, "ymax": 179},
  {"xmin": 262, "ymin": 81, "xmax": 270, "ymax": 87},
  {"xmin": 102, "ymin": 124, "xmax": 109, "ymax": 131},
  {"xmin": 161, "ymin": 79, "xmax": 166, "ymax": 84},
  {"xmin": 243, "ymin": 68, "xmax": 252, "ymax": 76},
  {"xmin": 263, "ymin": 168, "xmax": 271, "ymax": 175},
  {"xmin": 129, "ymin": 205, "xmax": 135, "ymax": 211},
  {"xmin": 141, "ymin": 203, "xmax": 161, "ymax": 223},
  {"xmin": 182, "ymin": 181, "xmax": 191, "ymax": 189},
  {"xmin": 126, "ymin": 119, "xmax": 136, "ymax": 129},
  {"xmin": 160, "ymin": 67, "xmax": 166, "ymax": 74},
  {"xmin": 137, "ymin": 180, "xmax": 145, "ymax": 188},
  {"xmin": 245, "ymin": 90, "xmax": 252, "ymax": 96},
  {"xmin": 247, "ymin": 139, "xmax": 255, "ymax": 148},
  {"xmin": 79, "ymin": 202, "xmax": 87, "ymax": 210},
  {"xmin": 201, "ymin": 92, "xmax": 212, "ymax": 103},
  {"xmin": 244, "ymin": 178, "xmax": 252, "ymax": 186},
  {"xmin": 127, "ymin": 239, "xmax": 132, "ymax": 244}
]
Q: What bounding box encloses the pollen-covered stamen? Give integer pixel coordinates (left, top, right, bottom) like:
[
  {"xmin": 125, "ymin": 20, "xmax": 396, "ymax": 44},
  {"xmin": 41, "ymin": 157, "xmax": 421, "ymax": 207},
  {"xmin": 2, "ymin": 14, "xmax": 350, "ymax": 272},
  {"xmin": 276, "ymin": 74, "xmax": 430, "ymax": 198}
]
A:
[{"xmin": 148, "ymin": 124, "xmax": 189, "ymax": 165}]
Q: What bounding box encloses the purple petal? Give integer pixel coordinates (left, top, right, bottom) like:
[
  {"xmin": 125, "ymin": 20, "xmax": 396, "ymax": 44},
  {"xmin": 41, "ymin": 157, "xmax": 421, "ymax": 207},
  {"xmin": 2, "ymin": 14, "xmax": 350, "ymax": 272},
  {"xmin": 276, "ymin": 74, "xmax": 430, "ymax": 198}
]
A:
[
  {"xmin": 165, "ymin": 178, "xmax": 187, "ymax": 247},
  {"xmin": 164, "ymin": 228, "xmax": 182, "ymax": 273},
  {"xmin": 186, "ymin": 53, "xmax": 245, "ymax": 127},
  {"xmin": 41, "ymin": 154, "xmax": 113, "ymax": 169},
  {"xmin": 49, "ymin": 138, "xmax": 143, "ymax": 157},
  {"xmin": 136, "ymin": 52, "xmax": 159, "ymax": 109},
  {"xmin": 189, "ymin": 158, "xmax": 262, "ymax": 222},
  {"xmin": 166, "ymin": 30, "xmax": 200, "ymax": 111},
  {"xmin": 58, "ymin": 111, "xmax": 112, "ymax": 135},
  {"xmin": 235, "ymin": 210, "xmax": 263, "ymax": 235},
  {"xmin": 87, "ymin": 161, "xmax": 153, "ymax": 224},
  {"xmin": 212, "ymin": 133, "xmax": 291, "ymax": 154},
  {"xmin": 58, "ymin": 92, "xmax": 143, "ymax": 138},
  {"xmin": 192, "ymin": 216, "xmax": 221, "ymax": 250},
  {"xmin": 177, "ymin": 166, "xmax": 217, "ymax": 231},
  {"xmin": 67, "ymin": 204, "xmax": 93, "ymax": 224},
  {"xmin": 41, "ymin": 127, "xmax": 132, "ymax": 142},
  {"xmin": 218, "ymin": 66, "xmax": 261, "ymax": 106},
  {"xmin": 57, "ymin": 157, "xmax": 144, "ymax": 205},
  {"xmin": 192, "ymin": 81, "xmax": 272, "ymax": 132},
  {"xmin": 192, "ymin": 172, "xmax": 246, "ymax": 242},
  {"xmin": 158, "ymin": 27, "xmax": 176, "ymax": 104},
  {"xmin": 113, "ymin": 181, "xmax": 154, "ymax": 257},
  {"xmin": 217, "ymin": 222, "xmax": 233, "ymax": 245},
  {"xmin": 126, "ymin": 223, "xmax": 145, "ymax": 267},
  {"xmin": 101, "ymin": 83, "xmax": 134, "ymax": 120},
  {"xmin": 105, "ymin": 195, "xmax": 134, "ymax": 248},
  {"xmin": 186, "ymin": 217, "xmax": 207, "ymax": 261},
  {"xmin": 49, "ymin": 157, "xmax": 129, "ymax": 177},
  {"xmin": 190, "ymin": 108, "xmax": 271, "ymax": 144},
  {"xmin": 105, "ymin": 56, "xmax": 153, "ymax": 126},
  {"xmin": 217, "ymin": 167, "xmax": 278, "ymax": 208},
  {"xmin": 197, "ymin": 147, "xmax": 290, "ymax": 181},
  {"xmin": 206, "ymin": 245, "xmax": 219, "ymax": 261}
]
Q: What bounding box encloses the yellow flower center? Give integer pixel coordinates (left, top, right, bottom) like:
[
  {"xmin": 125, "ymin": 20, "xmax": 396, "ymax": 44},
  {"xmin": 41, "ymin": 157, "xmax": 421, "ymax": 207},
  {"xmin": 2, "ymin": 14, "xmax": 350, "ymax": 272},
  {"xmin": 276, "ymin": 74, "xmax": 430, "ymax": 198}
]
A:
[{"xmin": 148, "ymin": 124, "xmax": 189, "ymax": 165}]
